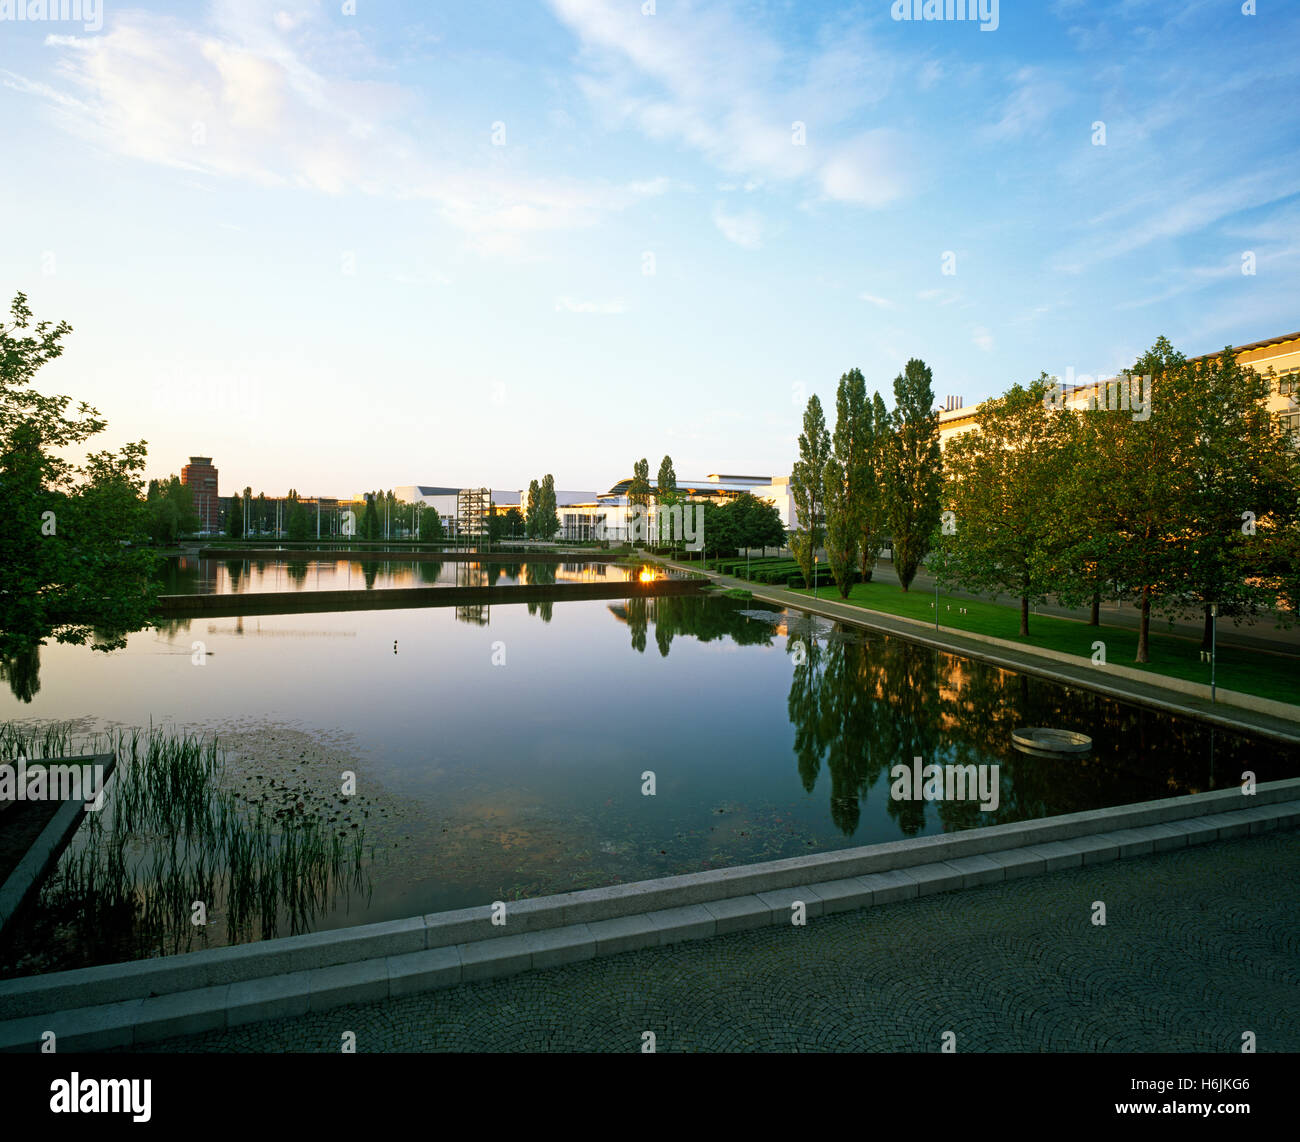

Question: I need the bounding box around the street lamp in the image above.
[1210,602,1218,703]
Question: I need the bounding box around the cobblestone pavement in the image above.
[132,830,1300,1053]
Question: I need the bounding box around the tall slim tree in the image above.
[859,392,891,581]
[226,490,244,538]
[790,394,832,588]
[525,479,541,539]
[656,455,678,547]
[628,458,652,545]
[538,473,560,540]
[885,358,942,591]
[822,456,858,598]
[833,368,868,573]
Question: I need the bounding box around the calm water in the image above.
[3,593,1297,969]
[160,556,643,594]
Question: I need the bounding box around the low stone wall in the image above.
[155,577,704,618]
[1,778,1295,1043]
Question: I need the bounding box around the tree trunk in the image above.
[1020,594,1029,637]
[1136,586,1151,663]
[1089,588,1100,626]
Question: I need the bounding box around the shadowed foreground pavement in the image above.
[132,831,1299,1053]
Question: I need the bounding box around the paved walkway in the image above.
[130,830,1300,1052]
[668,558,1300,743]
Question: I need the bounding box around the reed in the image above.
[3,720,370,960]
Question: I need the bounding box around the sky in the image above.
[1,0,1298,497]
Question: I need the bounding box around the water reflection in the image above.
[774,609,1290,836]
[160,556,644,595]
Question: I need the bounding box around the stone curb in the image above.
[0,800,1294,1050]
[0,784,1296,1042]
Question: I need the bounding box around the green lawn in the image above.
[784,580,1299,706]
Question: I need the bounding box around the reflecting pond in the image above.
[2,593,1296,973]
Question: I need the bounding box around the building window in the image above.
[1279,368,1300,396]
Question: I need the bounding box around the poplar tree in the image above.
[525,479,541,539]
[790,394,831,588]
[538,473,560,540]
[628,458,652,545]
[885,359,942,591]
[823,455,858,598]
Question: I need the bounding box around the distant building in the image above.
[181,456,219,534]
[594,473,796,539]
[935,330,1300,448]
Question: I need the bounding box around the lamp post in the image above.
[1210,602,1218,704]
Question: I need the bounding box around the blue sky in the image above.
[1,0,1297,496]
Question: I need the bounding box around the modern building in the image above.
[589,473,797,541]
[395,485,601,539]
[392,486,462,535]
[180,456,219,534]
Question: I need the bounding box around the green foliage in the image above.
[628,457,652,510]
[489,506,523,542]
[525,478,541,539]
[285,490,311,542]
[415,503,444,542]
[885,358,942,591]
[938,377,1066,635]
[147,477,198,545]
[361,492,379,542]
[656,455,677,506]
[822,456,858,598]
[791,394,831,587]
[537,474,560,540]
[226,490,244,538]
[0,292,158,699]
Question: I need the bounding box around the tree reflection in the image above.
[776,606,1298,839]
[0,644,41,703]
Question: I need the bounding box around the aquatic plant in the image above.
[2,720,371,963]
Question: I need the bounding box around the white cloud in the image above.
[9,5,633,256]
[554,297,626,314]
[972,326,994,352]
[549,0,905,208]
[918,288,961,306]
[627,175,693,196]
[712,203,763,249]
[981,68,1066,141]
[818,130,907,208]
[859,293,894,309]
